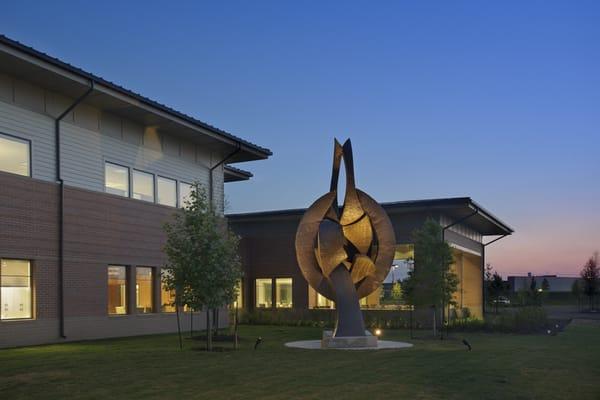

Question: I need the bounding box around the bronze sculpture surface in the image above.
[295,139,396,338]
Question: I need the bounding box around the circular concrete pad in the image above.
[285,340,413,350]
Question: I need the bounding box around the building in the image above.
[229,198,513,318]
[508,274,579,293]
[0,36,271,348]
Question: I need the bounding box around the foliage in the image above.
[580,253,600,310]
[162,182,242,350]
[488,270,509,313]
[391,281,403,301]
[403,219,457,311]
[450,307,548,333]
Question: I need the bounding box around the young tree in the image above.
[571,279,582,312]
[163,182,242,351]
[391,280,403,302]
[580,254,600,311]
[403,218,457,337]
[489,271,507,314]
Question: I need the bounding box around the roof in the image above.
[224,165,253,182]
[0,34,272,163]
[227,197,513,236]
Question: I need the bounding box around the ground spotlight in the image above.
[374,329,382,337]
[462,339,472,351]
[254,337,263,350]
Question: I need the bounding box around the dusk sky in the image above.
[2,1,598,277]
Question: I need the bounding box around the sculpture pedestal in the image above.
[321,330,378,349]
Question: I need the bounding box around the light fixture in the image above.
[374,328,382,336]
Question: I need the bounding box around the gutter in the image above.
[209,143,242,211]
[55,81,95,339]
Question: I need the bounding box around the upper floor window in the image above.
[132,170,155,202]
[1,259,32,320]
[179,182,192,208]
[157,176,177,207]
[0,133,30,177]
[105,162,129,197]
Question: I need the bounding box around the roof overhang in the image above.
[228,197,513,237]
[224,165,253,182]
[0,35,272,163]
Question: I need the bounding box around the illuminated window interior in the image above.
[235,280,243,308]
[157,176,177,207]
[255,278,272,308]
[132,170,155,202]
[136,267,153,313]
[161,269,176,312]
[275,278,293,308]
[317,293,333,308]
[179,182,192,208]
[1,259,32,320]
[105,162,129,197]
[108,265,127,315]
[0,134,29,177]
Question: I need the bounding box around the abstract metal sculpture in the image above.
[295,139,396,340]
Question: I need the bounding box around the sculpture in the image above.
[295,139,396,342]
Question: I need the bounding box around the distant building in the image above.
[507,273,579,293]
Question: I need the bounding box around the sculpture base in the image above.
[321,330,378,349]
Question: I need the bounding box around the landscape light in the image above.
[374,329,382,336]
[254,337,263,350]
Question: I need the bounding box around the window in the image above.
[0,134,30,177]
[105,162,129,197]
[179,182,192,208]
[275,278,293,308]
[132,170,154,202]
[136,267,153,313]
[317,293,333,309]
[255,279,272,308]
[157,176,177,207]
[161,269,176,312]
[108,266,127,315]
[1,259,32,320]
[235,280,243,308]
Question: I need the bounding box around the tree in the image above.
[580,253,600,311]
[391,281,403,302]
[489,271,507,314]
[571,279,583,312]
[403,218,457,337]
[163,182,242,351]
[541,278,550,292]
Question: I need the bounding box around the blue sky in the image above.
[1,1,598,276]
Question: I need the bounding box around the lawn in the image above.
[1,324,599,400]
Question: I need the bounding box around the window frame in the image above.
[107,265,128,316]
[156,175,178,208]
[131,169,156,203]
[178,181,192,208]
[104,161,131,198]
[0,132,32,178]
[0,258,34,321]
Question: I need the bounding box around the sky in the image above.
[1,1,598,277]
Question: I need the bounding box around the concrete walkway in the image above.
[285,340,413,350]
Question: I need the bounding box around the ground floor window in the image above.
[235,280,243,308]
[160,269,176,312]
[317,293,333,308]
[275,278,293,308]
[136,267,153,313]
[108,266,127,315]
[255,279,272,308]
[1,259,32,320]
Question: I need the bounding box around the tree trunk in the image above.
[176,304,183,350]
[190,309,193,338]
[432,308,437,337]
[206,308,213,351]
[234,302,239,350]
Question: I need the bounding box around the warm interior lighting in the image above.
[0,134,30,177]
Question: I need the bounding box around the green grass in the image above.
[1,324,599,400]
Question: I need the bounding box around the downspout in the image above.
[206,141,241,333]
[482,234,509,314]
[440,207,479,339]
[208,142,242,211]
[55,81,95,338]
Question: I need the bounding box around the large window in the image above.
[179,182,192,208]
[108,266,127,315]
[275,278,293,308]
[160,269,176,312]
[0,134,30,177]
[132,170,155,202]
[317,293,333,309]
[1,259,32,320]
[157,176,177,207]
[136,267,153,313]
[105,162,129,197]
[255,279,272,308]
